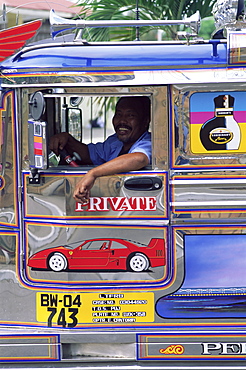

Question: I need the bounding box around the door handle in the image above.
[124,177,162,191]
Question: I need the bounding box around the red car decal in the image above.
[28,238,165,273]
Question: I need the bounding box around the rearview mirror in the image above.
[67,108,82,142]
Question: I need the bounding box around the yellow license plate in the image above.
[37,292,154,327]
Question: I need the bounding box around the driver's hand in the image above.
[49,132,70,156]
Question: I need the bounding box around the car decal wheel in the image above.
[48,253,67,272]
[128,253,149,272]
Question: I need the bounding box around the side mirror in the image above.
[66,108,82,142]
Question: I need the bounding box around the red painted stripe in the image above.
[34,149,43,155]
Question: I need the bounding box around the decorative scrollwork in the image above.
[159,344,184,355]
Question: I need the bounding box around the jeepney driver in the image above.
[49,96,151,204]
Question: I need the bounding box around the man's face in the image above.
[112,99,148,145]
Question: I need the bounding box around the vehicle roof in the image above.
[0,41,227,71]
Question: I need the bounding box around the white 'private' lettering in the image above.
[75,196,157,212]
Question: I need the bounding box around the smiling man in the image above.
[49,96,151,203]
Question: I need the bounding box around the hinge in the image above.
[29,168,40,184]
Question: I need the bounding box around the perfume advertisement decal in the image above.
[190,92,246,153]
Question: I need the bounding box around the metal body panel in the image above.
[171,173,246,220]
[24,172,166,220]
[0,42,239,87]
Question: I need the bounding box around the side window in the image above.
[111,241,127,249]
[84,240,109,250]
[49,94,152,169]
[26,86,169,173]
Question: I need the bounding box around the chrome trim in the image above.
[50,9,201,35]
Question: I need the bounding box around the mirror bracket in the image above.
[29,168,41,184]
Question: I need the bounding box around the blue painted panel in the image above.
[1,42,227,71]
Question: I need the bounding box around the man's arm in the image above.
[49,133,93,165]
[73,152,149,203]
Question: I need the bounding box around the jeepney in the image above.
[0,0,245,368]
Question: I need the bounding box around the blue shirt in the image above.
[88,131,151,165]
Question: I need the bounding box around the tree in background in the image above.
[76,0,217,41]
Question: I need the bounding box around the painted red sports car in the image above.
[28,238,165,272]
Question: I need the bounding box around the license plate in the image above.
[37,292,154,327]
